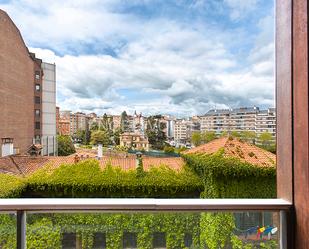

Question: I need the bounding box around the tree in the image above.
[146,116,167,150]
[57,135,76,156]
[259,132,273,146]
[220,131,228,137]
[191,132,202,146]
[120,111,130,132]
[90,130,110,146]
[113,127,122,145]
[231,131,241,138]
[74,129,91,145]
[102,113,112,131]
[201,131,217,143]
[90,122,99,131]
[163,145,175,154]
[240,131,256,144]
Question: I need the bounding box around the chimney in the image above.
[97,144,103,159]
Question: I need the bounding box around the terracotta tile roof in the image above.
[0,153,184,176]
[0,157,21,175]
[99,157,184,171]
[183,137,276,167]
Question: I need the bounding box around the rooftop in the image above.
[183,137,276,167]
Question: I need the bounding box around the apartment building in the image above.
[69,112,89,136]
[255,108,276,142]
[40,62,57,155]
[0,10,57,156]
[200,109,230,133]
[112,115,121,131]
[58,119,70,135]
[174,118,200,145]
[200,107,276,139]
[229,107,258,131]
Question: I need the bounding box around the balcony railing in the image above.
[0,198,292,249]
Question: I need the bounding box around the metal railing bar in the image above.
[16,210,26,249]
[0,198,292,212]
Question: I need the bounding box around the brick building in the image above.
[120,132,149,151]
[0,9,37,156]
[58,119,70,135]
[0,9,56,156]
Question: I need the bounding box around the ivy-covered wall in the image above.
[0,160,203,198]
[0,213,200,249]
[182,150,276,198]
[0,154,278,249]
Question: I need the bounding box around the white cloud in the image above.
[224,0,258,20]
[1,0,275,117]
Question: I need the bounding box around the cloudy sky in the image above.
[0,0,275,117]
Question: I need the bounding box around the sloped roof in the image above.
[0,154,184,176]
[183,137,276,167]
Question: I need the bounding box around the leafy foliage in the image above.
[182,150,276,198]
[90,130,110,146]
[146,115,167,150]
[57,135,76,156]
[22,160,203,198]
[0,174,26,198]
[163,145,175,154]
[74,129,91,145]
[191,131,217,146]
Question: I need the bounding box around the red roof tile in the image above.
[183,137,276,167]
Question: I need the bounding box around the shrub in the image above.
[163,145,174,154]
[182,150,276,198]
[23,160,203,198]
[0,174,26,198]
[57,135,76,156]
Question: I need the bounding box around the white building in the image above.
[40,62,57,156]
[200,107,276,140]
[255,108,276,142]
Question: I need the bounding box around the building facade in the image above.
[255,108,276,142]
[40,62,57,156]
[200,107,276,140]
[119,132,149,151]
[0,10,57,157]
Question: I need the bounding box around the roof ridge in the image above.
[9,156,25,176]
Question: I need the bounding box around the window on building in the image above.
[93,233,106,249]
[35,84,40,91]
[35,71,40,80]
[35,96,40,104]
[62,233,76,249]
[35,122,40,130]
[35,109,40,117]
[184,233,193,248]
[153,232,166,248]
[123,232,137,248]
[35,135,40,144]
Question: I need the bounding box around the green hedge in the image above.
[1,212,200,249]
[182,149,276,198]
[0,160,203,198]
[0,174,26,198]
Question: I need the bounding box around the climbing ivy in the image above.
[0,174,25,198]
[182,150,276,198]
[0,160,203,198]
[23,160,203,198]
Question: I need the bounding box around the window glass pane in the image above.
[93,232,106,249]
[62,233,76,249]
[35,96,40,104]
[123,232,137,248]
[153,232,166,248]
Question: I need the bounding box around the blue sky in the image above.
[0,0,275,117]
